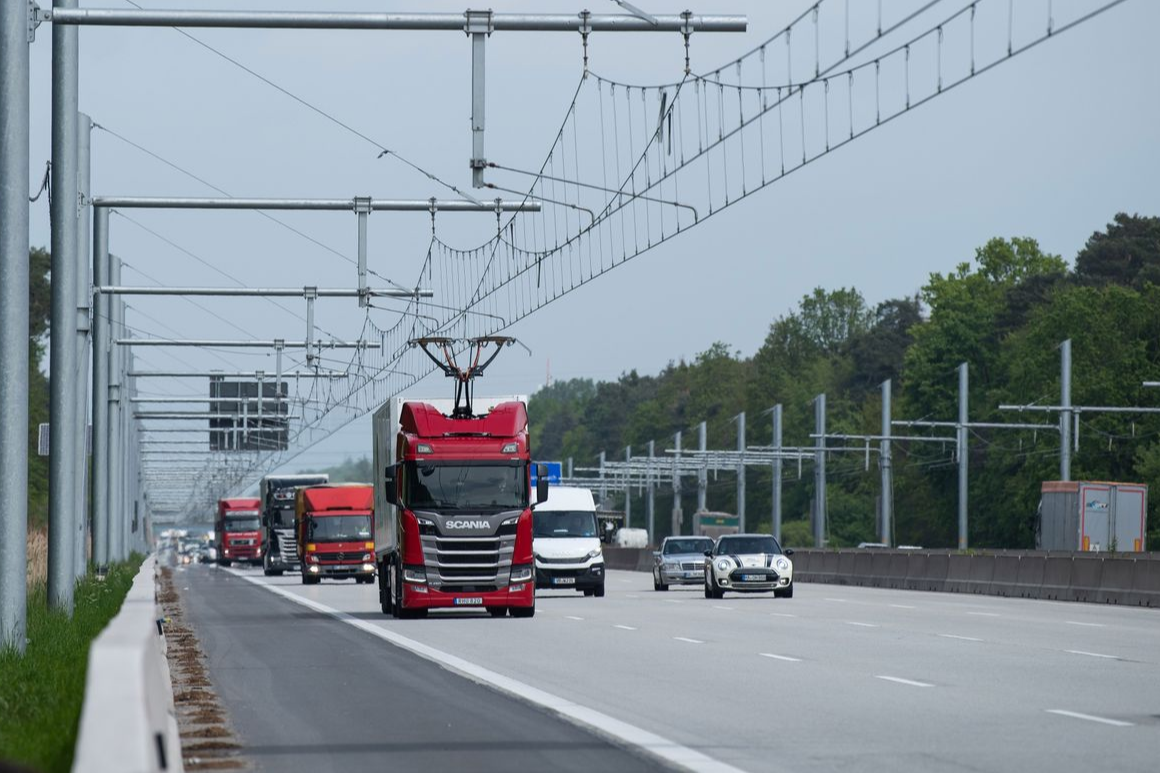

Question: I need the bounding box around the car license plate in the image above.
[552,577,576,585]
[454,597,483,606]
[686,571,702,577]
[741,574,764,582]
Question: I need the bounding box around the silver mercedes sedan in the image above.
[652,536,715,590]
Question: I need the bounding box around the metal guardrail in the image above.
[603,547,1160,607]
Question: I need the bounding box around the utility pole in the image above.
[814,394,826,548]
[736,412,746,532]
[697,421,707,512]
[48,0,80,614]
[772,404,783,542]
[91,206,109,569]
[74,111,92,579]
[880,380,893,546]
[957,363,968,550]
[646,440,655,545]
[624,445,631,529]
[1060,339,1072,482]
[0,0,31,651]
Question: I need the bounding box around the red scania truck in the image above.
[295,484,376,585]
[216,497,263,566]
[373,337,547,619]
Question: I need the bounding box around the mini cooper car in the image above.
[652,536,715,590]
[704,533,794,599]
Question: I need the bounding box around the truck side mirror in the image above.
[383,466,398,506]
[535,464,549,505]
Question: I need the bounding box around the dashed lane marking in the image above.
[1045,710,1133,727]
[565,616,584,621]
[876,676,934,688]
[967,612,1000,617]
[759,653,802,662]
[770,612,797,618]
[889,604,916,609]
[1065,621,1106,628]
[613,624,637,631]
[938,634,983,642]
[674,636,705,644]
[712,606,734,611]
[1065,649,1120,660]
[846,622,878,628]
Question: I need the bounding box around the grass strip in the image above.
[0,556,144,773]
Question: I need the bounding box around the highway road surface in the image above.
[180,565,1160,772]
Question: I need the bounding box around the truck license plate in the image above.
[454,597,483,605]
[552,577,576,585]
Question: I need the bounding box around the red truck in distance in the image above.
[374,337,548,619]
[216,497,263,567]
[295,484,376,585]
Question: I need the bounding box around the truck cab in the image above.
[259,473,329,576]
[295,484,376,585]
[533,487,605,597]
[215,497,263,567]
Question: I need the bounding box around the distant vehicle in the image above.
[295,484,375,585]
[216,497,263,567]
[857,542,890,549]
[533,487,605,597]
[652,536,715,591]
[704,533,795,599]
[259,473,329,575]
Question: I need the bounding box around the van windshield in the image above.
[534,511,597,538]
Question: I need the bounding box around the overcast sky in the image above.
[26,0,1160,483]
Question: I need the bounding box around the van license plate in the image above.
[553,577,576,585]
[454,597,483,605]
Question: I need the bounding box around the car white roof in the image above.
[535,486,596,512]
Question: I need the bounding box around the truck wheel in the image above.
[487,607,507,617]
[302,574,320,585]
[219,559,231,568]
[510,602,536,619]
[593,584,605,598]
[378,561,393,615]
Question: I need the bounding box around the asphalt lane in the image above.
[220,566,1160,773]
[178,564,669,773]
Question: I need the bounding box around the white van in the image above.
[532,487,605,597]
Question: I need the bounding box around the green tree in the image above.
[1073,213,1160,289]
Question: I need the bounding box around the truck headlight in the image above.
[307,555,318,564]
[509,565,533,583]
[361,553,373,562]
[403,566,427,584]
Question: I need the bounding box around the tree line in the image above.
[528,214,1160,549]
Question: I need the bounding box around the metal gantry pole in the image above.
[74,112,92,578]
[646,440,655,545]
[0,0,31,652]
[880,380,893,546]
[354,197,370,306]
[598,451,606,507]
[91,208,109,568]
[624,445,632,528]
[772,404,783,542]
[1060,339,1072,482]
[48,0,80,613]
[107,261,124,562]
[468,10,490,187]
[736,412,746,532]
[697,421,707,512]
[814,394,826,548]
[671,431,683,537]
[958,362,969,550]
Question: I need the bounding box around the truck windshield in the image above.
[404,462,527,511]
[224,517,260,532]
[309,515,372,542]
[269,507,295,529]
[534,511,597,538]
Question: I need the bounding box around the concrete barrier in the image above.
[1041,555,1074,601]
[1129,560,1160,607]
[1096,558,1135,605]
[73,556,183,773]
[966,554,996,595]
[1069,556,1104,603]
[990,554,1021,597]
[946,554,972,594]
[1015,554,1046,598]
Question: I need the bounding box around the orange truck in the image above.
[216,497,263,567]
[295,484,376,585]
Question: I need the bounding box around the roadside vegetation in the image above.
[529,213,1160,550]
[0,557,143,773]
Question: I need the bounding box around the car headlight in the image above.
[585,548,602,560]
[776,558,790,571]
[715,559,732,572]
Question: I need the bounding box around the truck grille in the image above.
[314,552,364,563]
[421,533,515,588]
[275,529,297,558]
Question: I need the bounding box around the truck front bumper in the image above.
[401,579,535,611]
[305,562,376,577]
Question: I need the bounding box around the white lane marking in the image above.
[967,611,1000,617]
[770,612,797,618]
[712,605,734,611]
[663,599,684,604]
[1065,621,1106,628]
[617,579,633,584]
[824,597,848,602]
[876,676,934,688]
[229,570,749,773]
[1045,710,1133,727]
[674,636,705,644]
[846,621,878,628]
[939,634,983,642]
[759,653,801,662]
[889,604,916,609]
[1065,649,1120,660]
[626,594,641,599]
[565,616,584,621]
[613,624,637,631]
